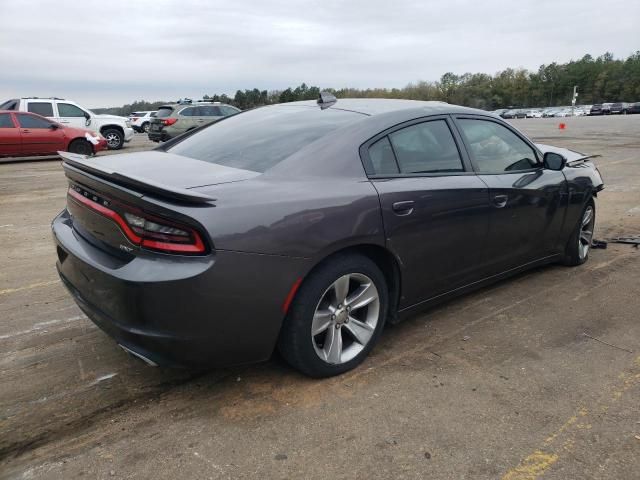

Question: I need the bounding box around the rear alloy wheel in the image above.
[102,128,124,150]
[67,139,93,156]
[278,254,388,377]
[142,122,150,133]
[563,201,595,266]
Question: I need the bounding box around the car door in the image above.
[55,102,90,128]
[453,116,567,273]
[177,106,198,132]
[16,113,65,155]
[361,116,491,308]
[0,113,22,156]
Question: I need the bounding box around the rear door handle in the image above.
[492,194,508,208]
[392,200,415,216]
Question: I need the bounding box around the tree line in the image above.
[95,51,640,115]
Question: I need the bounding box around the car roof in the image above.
[285,98,483,117]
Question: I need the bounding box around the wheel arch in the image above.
[99,124,124,135]
[292,243,402,323]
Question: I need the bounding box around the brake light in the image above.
[67,187,206,254]
[163,118,178,126]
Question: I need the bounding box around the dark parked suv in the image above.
[609,103,630,114]
[148,101,240,142]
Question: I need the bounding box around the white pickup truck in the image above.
[0,97,134,150]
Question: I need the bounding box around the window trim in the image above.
[359,115,474,179]
[450,114,543,175]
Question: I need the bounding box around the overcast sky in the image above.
[1,0,638,108]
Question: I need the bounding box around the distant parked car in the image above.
[0,97,133,149]
[542,108,559,117]
[0,110,106,157]
[628,102,640,114]
[554,109,572,117]
[503,109,525,119]
[589,104,605,115]
[609,103,630,114]
[130,111,157,133]
[148,101,241,142]
[525,109,542,118]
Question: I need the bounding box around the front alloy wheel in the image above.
[578,205,595,261]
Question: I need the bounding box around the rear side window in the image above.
[17,113,52,128]
[0,99,18,110]
[368,137,398,175]
[388,120,464,174]
[179,107,197,117]
[457,119,539,173]
[0,113,14,128]
[27,102,54,117]
[57,103,86,117]
[156,107,174,118]
[199,105,221,116]
[220,106,239,116]
[167,105,364,173]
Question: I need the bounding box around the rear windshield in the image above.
[167,105,364,173]
[156,107,174,118]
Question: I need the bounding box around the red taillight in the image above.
[67,188,206,254]
[163,118,178,126]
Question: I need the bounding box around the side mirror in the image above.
[83,112,91,127]
[543,152,566,171]
[83,112,91,120]
[49,123,60,129]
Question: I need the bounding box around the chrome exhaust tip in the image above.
[119,344,158,367]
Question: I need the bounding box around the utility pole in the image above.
[571,86,578,115]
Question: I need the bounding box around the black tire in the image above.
[278,253,388,377]
[102,128,124,150]
[67,139,93,156]
[142,122,150,133]
[562,200,596,266]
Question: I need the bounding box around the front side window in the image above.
[17,113,53,129]
[457,119,539,172]
[0,113,14,128]
[57,103,86,117]
[27,102,54,117]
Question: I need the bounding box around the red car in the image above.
[0,110,107,158]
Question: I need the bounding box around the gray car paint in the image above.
[52,99,604,367]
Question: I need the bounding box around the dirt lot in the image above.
[1,118,639,480]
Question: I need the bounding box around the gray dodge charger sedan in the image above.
[53,96,603,377]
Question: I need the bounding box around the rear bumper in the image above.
[147,129,171,142]
[52,209,308,367]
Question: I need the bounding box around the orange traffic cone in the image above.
[559,123,566,130]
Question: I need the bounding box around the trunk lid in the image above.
[60,151,259,256]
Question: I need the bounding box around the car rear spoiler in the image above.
[58,151,216,204]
